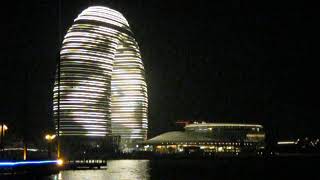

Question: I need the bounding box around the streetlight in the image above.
[45,134,56,141]
[45,134,56,159]
[0,123,8,157]
[0,124,8,135]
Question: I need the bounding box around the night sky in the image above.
[0,1,318,142]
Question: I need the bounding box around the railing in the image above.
[64,159,107,169]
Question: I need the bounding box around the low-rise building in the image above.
[139,122,265,156]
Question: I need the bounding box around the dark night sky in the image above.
[0,1,318,141]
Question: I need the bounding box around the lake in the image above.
[3,157,319,180]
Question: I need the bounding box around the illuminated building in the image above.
[53,6,148,151]
[140,122,265,155]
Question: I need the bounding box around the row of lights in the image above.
[159,142,253,146]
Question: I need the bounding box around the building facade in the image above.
[53,6,148,152]
[141,122,265,155]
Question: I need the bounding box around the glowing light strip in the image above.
[186,123,263,128]
[246,134,265,138]
[3,148,38,152]
[0,160,58,167]
[277,141,296,145]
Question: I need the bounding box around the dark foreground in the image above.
[1,156,319,180]
[149,156,319,180]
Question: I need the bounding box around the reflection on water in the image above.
[105,160,150,180]
[52,160,150,180]
[45,157,319,180]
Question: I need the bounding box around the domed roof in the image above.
[145,131,212,144]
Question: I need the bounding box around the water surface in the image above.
[42,157,320,180]
[53,160,150,180]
